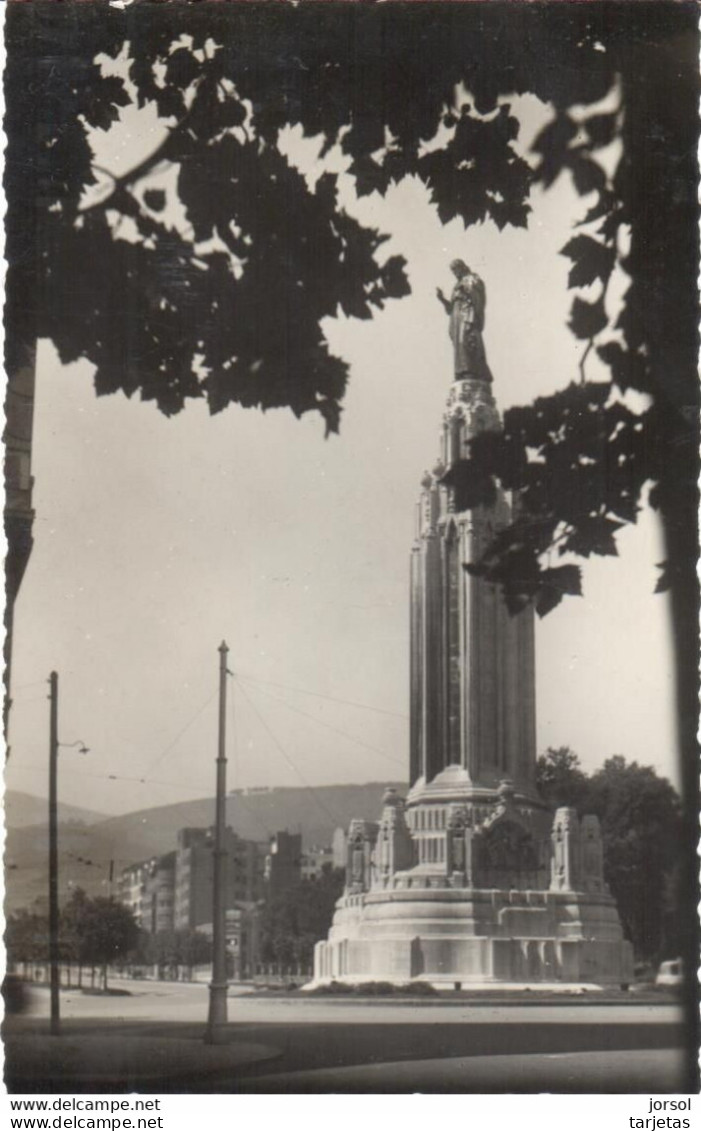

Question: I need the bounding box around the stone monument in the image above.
[312,266,633,988]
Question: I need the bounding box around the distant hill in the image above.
[4,781,405,913]
[4,790,107,829]
[94,781,406,862]
[5,819,119,912]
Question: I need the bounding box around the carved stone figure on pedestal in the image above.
[376,788,414,884]
[475,816,539,889]
[346,819,378,894]
[550,807,580,892]
[437,259,493,383]
[579,814,605,893]
[447,805,471,883]
[350,837,365,891]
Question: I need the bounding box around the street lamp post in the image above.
[206,641,229,1044]
[47,668,89,1039]
[48,671,59,1035]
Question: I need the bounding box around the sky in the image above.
[5,88,678,818]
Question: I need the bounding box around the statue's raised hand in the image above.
[436,286,451,314]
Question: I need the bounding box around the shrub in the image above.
[311,979,355,995]
[403,980,439,996]
[354,981,396,996]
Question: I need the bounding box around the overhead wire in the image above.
[236,669,408,720]
[234,678,343,826]
[226,679,272,837]
[12,667,403,818]
[230,667,239,792]
[237,675,405,769]
[15,761,212,798]
[141,685,219,779]
[16,756,273,841]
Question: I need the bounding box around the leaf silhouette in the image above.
[568,296,608,340]
[561,234,615,288]
[143,189,166,213]
[535,565,582,617]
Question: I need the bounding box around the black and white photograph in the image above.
[3,0,698,1106]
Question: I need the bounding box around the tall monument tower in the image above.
[409,379,536,799]
[312,263,632,988]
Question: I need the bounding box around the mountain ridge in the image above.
[4,790,108,829]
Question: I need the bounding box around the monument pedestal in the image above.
[312,786,632,989]
[313,884,632,988]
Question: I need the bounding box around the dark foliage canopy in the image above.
[135,926,213,971]
[61,888,141,974]
[534,745,589,810]
[5,906,50,964]
[6,887,141,988]
[260,866,345,967]
[6,2,697,615]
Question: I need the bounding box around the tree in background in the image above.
[587,756,683,963]
[259,891,299,969]
[60,886,92,987]
[67,893,140,991]
[177,928,213,977]
[293,867,347,968]
[536,749,682,962]
[260,867,345,971]
[535,746,589,810]
[9,890,140,990]
[140,928,213,979]
[5,907,49,974]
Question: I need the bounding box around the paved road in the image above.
[11,979,694,1094]
[25,978,682,1027]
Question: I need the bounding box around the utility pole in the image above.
[48,671,60,1036]
[206,641,229,1044]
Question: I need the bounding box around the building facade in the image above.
[174,826,265,931]
[198,906,262,981]
[264,831,302,893]
[117,860,150,926]
[119,826,267,937]
[141,852,176,935]
[332,827,347,871]
[301,845,334,882]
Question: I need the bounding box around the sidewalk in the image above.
[4,1020,281,1092]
